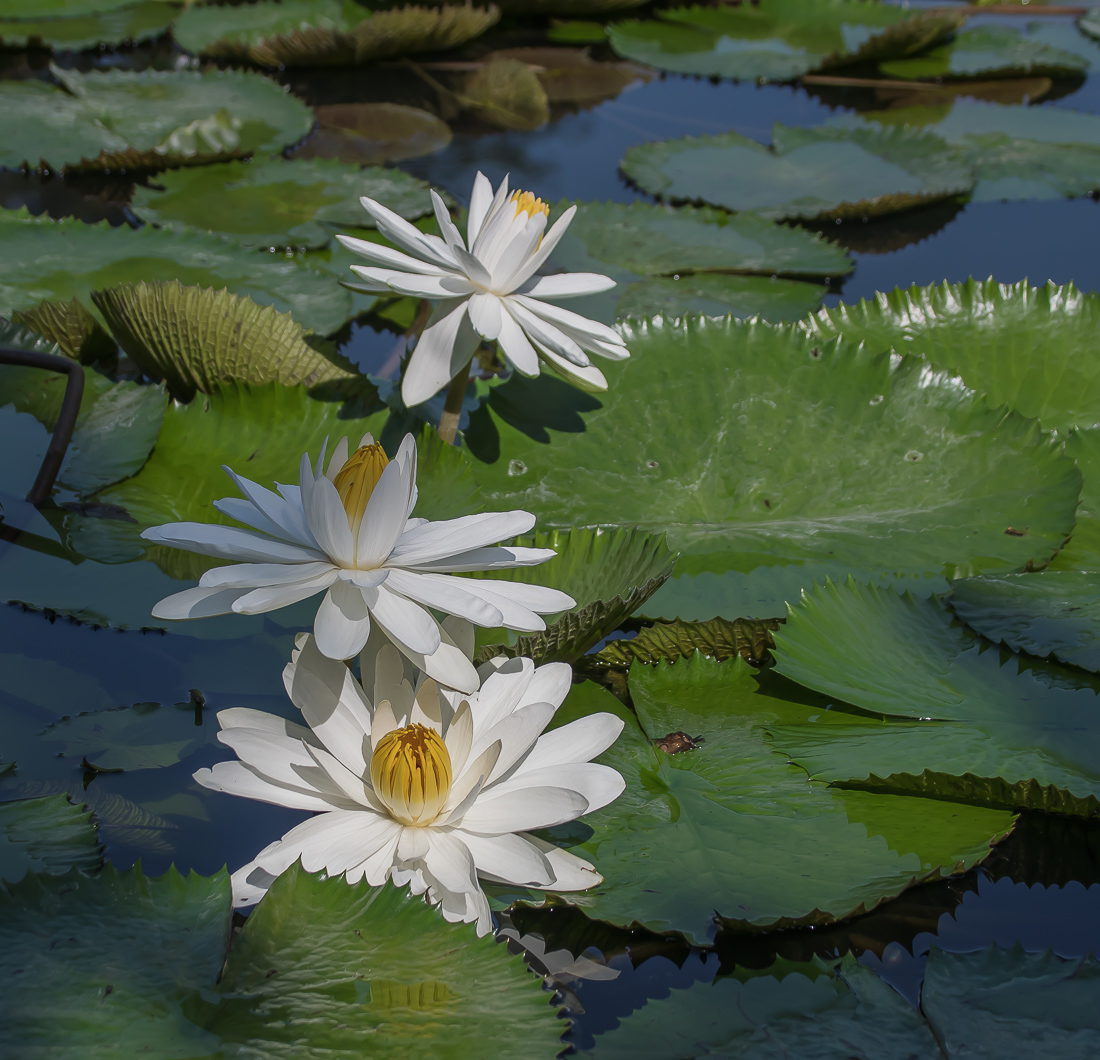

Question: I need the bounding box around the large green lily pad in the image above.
[546,199,850,324]
[802,278,1100,435]
[1052,427,1100,571]
[471,526,677,663]
[949,571,1100,674]
[526,658,1013,943]
[0,1,178,51]
[0,66,313,172]
[621,122,973,222]
[0,210,353,337]
[131,157,434,250]
[466,316,1079,619]
[608,0,963,82]
[880,25,1090,82]
[0,794,102,886]
[770,578,1100,817]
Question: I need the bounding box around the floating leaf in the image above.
[462,57,550,131]
[0,210,353,337]
[0,1,178,52]
[613,273,828,324]
[11,298,115,363]
[770,578,1100,817]
[482,47,651,106]
[949,572,1100,674]
[131,157,435,250]
[608,1,963,82]
[587,616,782,670]
[530,659,1014,943]
[498,0,645,14]
[880,25,1089,82]
[352,4,500,64]
[465,317,1079,619]
[471,526,677,664]
[0,794,101,886]
[621,122,973,222]
[92,281,361,402]
[295,102,452,164]
[1052,427,1100,571]
[0,66,313,172]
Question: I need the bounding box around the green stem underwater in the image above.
[437,358,472,445]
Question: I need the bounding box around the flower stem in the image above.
[438,359,472,445]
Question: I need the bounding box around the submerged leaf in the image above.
[481,47,651,106]
[0,794,102,886]
[296,102,452,164]
[462,57,550,131]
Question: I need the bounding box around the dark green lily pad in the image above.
[526,659,1013,943]
[949,572,1100,673]
[0,0,177,51]
[0,210,354,337]
[880,25,1090,82]
[295,102,453,165]
[1052,427,1100,571]
[471,526,677,664]
[621,122,973,221]
[0,794,102,886]
[586,616,782,671]
[770,578,1100,817]
[466,317,1079,619]
[131,157,434,250]
[608,1,963,82]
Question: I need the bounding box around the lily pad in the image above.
[0,794,102,886]
[608,1,963,82]
[92,281,362,402]
[0,1,177,51]
[1051,427,1100,571]
[0,65,313,173]
[295,102,453,165]
[880,25,1090,82]
[466,317,1079,619]
[802,278,1100,435]
[131,157,435,250]
[586,616,782,671]
[770,578,1100,817]
[11,297,115,362]
[461,57,550,131]
[531,659,1014,943]
[484,47,652,106]
[0,210,353,337]
[471,526,677,664]
[949,572,1100,674]
[621,122,973,222]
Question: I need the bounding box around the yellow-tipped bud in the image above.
[332,442,389,533]
[370,724,452,827]
[511,190,549,221]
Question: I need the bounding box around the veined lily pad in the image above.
[295,102,453,165]
[0,66,313,173]
[880,25,1089,82]
[529,659,1014,943]
[1052,427,1100,571]
[949,572,1100,674]
[621,122,973,222]
[0,794,102,885]
[92,281,362,402]
[586,616,782,671]
[175,0,501,68]
[471,526,677,664]
[11,297,115,362]
[0,1,177,51]
[0,210,353,337]
[130,157,435,250]
[608,1,963,82]
[466,317,1079,619]
[770,578,1100,817]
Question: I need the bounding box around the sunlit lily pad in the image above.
[526,658,1014,943]
[0,794,102,886]
[880,25,1089,82]
[0,66,313,173]
[295,102,453,165]
[0,210,353,337]
[608,0,963,82]
[1052,427,1100,571]
[0,0,177,51]
[621,123,973,221]
[466,316,1079,619]
[472,526,677,663]
[770,578,1100,817]
[131,157,435,250]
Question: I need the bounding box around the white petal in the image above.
[356,826,402,886]
[496,305,540,376]
[508,298,589,367]
[398,545,556,574]
[372,610,480,695]
[325,436,350,481]
[460,785,589,835]
[431,188,466,252]
[519,712,623,773]
[401,298,479,408]
[525,834,602,891]
[230,569,337,614]
[383,569,503,627]
[470,578,575,615]
[371,697,402,749]
[514,293,625,346]
[199,560,334,589]
[142,522,323,563]
[454,830,555,887]
[492,213,546,290]
[151,585,242,621]
[356,448,414,569]
[221,467,319,547]
[217,707,313,742]
[364,582,441,656]
[467,291,504,340]
[443,699,474,776]
[303,474,354,567]
[518,273,617,299]
[505,204,576,290]
[536,342,609,392]
[487,762,625,814]
[389,510,536,567]
[475,702,558,786]
[466,171,495,245]
[423,830,480,894]
[442,615,475,663]
[469,657,536,734]
[314,581,372,660]
[523,662,574,714]
[350,265,476,300]
[440,740,500,819]
[338,568,390,589]
[335,232,451,275]
[358,195,458,269]
[193,760,343,812]
[470,174,511,259]
[313,812,399,875]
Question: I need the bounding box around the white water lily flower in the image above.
[143,433,574,694]
[337,172,630,406]
[195,626,625,935]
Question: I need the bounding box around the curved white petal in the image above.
[302,474,354,568]
[525,834,602,891]
[535,342,610,392]
[518,273,617,299]
[356,449,414,569]
[336,232,451,275]
[199,560,334,590]
[467,291,504,340]
[358,194,458,270]
[397,545,557,574]
[142,523,323,564]
[508,297,590,366]
[487,762,625,814]
[364,582,440,657]
[459,785,588,835]
[455,830,555,888]
[401,298,479,407]
[431,188,467,253]
[314,580,372,660]
[475,702,557,786]
[505,204,576,290]
[221,467,319,547]
[388,510,536,567]
[497,304,540,376]
[350,265,476,300]
[372,610,480,697]
[423,830,480,895]
[151,585,242,621]
[519,711,624,773]
[383,569,504,628]
[466,171,495,245]
[491,212,546,290]
[230,570,336,614]
[194,760,344,812]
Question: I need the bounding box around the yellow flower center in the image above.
[370,724,452,827]
[332,442,389,534]
[511,190,549,221]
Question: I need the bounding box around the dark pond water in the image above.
[2,7,1100,1052]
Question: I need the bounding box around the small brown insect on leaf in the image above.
[654,731,705,754]
[1004,526,1028,537]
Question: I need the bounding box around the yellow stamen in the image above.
[370,723,452,827]
[332,442,389,533]
[511,190,549,221]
